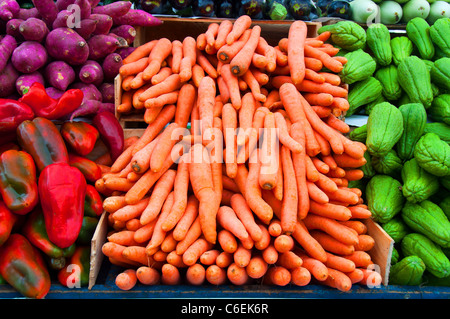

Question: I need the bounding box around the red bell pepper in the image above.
[69,153,102,183]
[92,111,124,162]
[84,184,103,218]
[17,117,69,172]
[60,121,99,156]
[18,82,83,120]
[0,150,39,215]
[0,200,18,247]
[0,234,51,299]
[38,162,87,248]
[0,99,34,133]
[58,246,91,288]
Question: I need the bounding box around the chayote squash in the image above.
[429,94,450,125]
[396,103,427,161]
[361,151,376,179]
[318,20,367,51]
[366,23,392,66]
[372,149,403,177]
[441,177,450,191]
[349,124,367,143]
[439,196,450,220]
[401,233,450,278]
[414,133,450,177]
[374,65,403,101]
[347,77,383,116]
[391,246,399,265]
[366,102,404,157]
[364,94,386,115]
[429,17,450,58]
[389,255,426,286]
[398,56,434,109]
[401,158,439,203]
[424,122,450,144]
[402,200,450,248]
[406,17,435,60]
[382,217,411,243]
[431,58,450,92]
[340,49,377,84]
[366,175,405,223]
[391,36,414,66]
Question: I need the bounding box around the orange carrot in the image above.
[252,52,268,69]
[200,249,221,266]
[257,37,277,72]
[310,230,355,256]
[182,237,213,266]
[218,229,238,254]
[196,33,207,50]
[230,194,263,242]
[139,73,181,102]
[259,112,278,191]
[354,234,375,251]
[268,219,282,237]
[227,262,249,285]
[290,267,311,286]
[304,57,323,71]
[274,112,302,153]
[215,19,233,50]
[233,243,252,267]
[112,197,150,223]
[144,91,179,109]
[217,206,250,242]
[322,268,352,292]
[161,231,177,253]
[220,63,241,109]
[230,25,261,77]
[143,38,172,81]
[139,169,176,225]
[294,249,328,281]
[279,146,298,234]
[304,93,334,107]
[288,20,307,84]
[174,83,196,128]
[345,251,373,268]
[205,22,219,47]
[222,103,238,178]
[245,151,273,224]
[218,28,253,63]
[197,49,218,78]
[274,234,295,253]
[115,269,137,291]
[151,67,173,86]
[306,181,329,205]
[123,40,157,64]
[246,255,268,279]
[185,263,206,286]
[262,244,279,264]
[161,263,181,285]
[265,266,291,286]
[117,90,133,113]
[104,177,134,192]
[226,15,252,45]
[107,230,139,246]
[206,265,227,285]
[278,251,303,269]
[360,268,382,287]
[150,123,181,173]
[161,156,189,232]
[132,104,176,155]
[102,242,140,266]
[197,76,216,141]
[191,64,205,88]
[304,44,343,73]
[215,251,233,268]
[175,215,202,255]
[122,246,150,265]
[291,221,327,262]
[136,266,160,285]
[146,191,174,255]
[347,268,364,284]
[324,252,356,273]
[241,68,266,103]
[119,57,149,77]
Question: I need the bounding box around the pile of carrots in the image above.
[97,15,383,292]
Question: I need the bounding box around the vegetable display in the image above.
[101,15,388,291]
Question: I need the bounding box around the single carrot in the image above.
[179,56,193,82]
[149,123,181,173]
[122,246,150,265]
[220,63,241,109]
[306,181,329,204]
[322,268,352,292]
[123,40,157,64]
[217,76,231,104]
[273,112,302,153]
[175,216,202,255]
[265,266,291,286]
[133,219,157,244]
[288,20,307,84]
[304,93,334,107]
[161,231,178,253]
[290,267,311,286]
[112,197,150,222]
[278,251,303,270]
[230,194,263,242]
[144,91,179,109]
[309,201,352,222]
[191,64,205,88]
[294,249,328,281]
[245,151,273,224]
[262,244,279,264]
[280,146,298,234]
[196,33,207,50]
[324,252,356,273]
[326,114,350,134]
[216,251,233,268]
[121,75,134,91]
[103,196,127,214]
[230,25,261,77]
[151,67,173,86]
[143,38,173,81]
[252,52,268,69]
[354,234,375,252]
[108,230,139,247]
[139,74,181,102]
[206,265,227,285]
[250,67,270,86]
[197,49,218,78]
[186,263,206,286]
[340,220,367,235]
[348,205,372,219]
[161,263,181,285]
[218,229,238,254]
[347,268,364,284]
[324,188,359,206]
[345,251,373,268]
[104,177,134,192]
[344,169,364,181]
[291,221,327,262]
[259,112,279,191]
[215,19,233,50]
[226,15,252,45]
[117,90,133,113]
[246,255,268,279]
[304,44,343,73]
[233,243,252,268]
[237,92,256,147]
[273,157,283,202]
[130,135,160,174]
[241,68,266,103]
[274,234,295,253]
[200,249,221,266]
[136,266,160,285]
[102,242,140,266]
[115,269,137,291]
[120,57,149,77]
[227,262,249,286]
[197,76,216,142]
[222,103,238,178]
[217,206,250,242]
[257,37,277,72]
[182,238,213,266]
[268,219,282,237]
[310,230,355,256]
